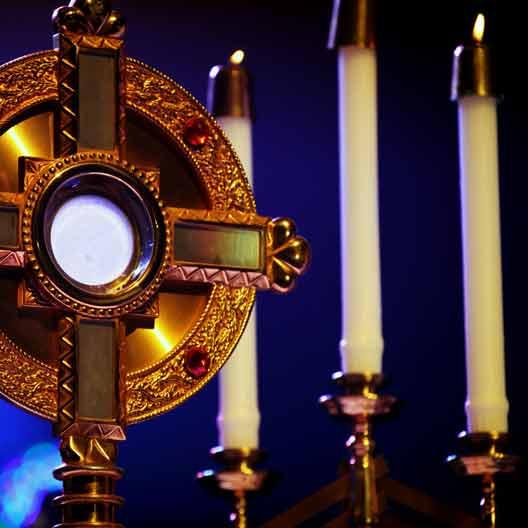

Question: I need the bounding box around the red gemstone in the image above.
[185,347,210,378]
[184,117,209,148]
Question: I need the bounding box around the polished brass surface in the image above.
[197,447,276,528]
[53,435,124,528]
[0,112,53,192]
[320,372,396,527]
[328,0,376,50]
[448,431,519,528]
[0,52,256,424]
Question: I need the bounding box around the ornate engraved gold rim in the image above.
[23,155,171,318]
[0,50,256,424]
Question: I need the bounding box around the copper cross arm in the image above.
[0,188,309,294]
[166,208,309,293]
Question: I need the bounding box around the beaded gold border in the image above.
[22,153,171,319]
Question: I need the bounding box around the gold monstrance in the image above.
[0,1,309,526]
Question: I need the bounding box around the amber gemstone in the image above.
[185,347,210,378]
[183,117,209,148]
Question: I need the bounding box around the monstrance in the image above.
[0,1,309,526]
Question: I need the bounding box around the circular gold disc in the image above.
[0,51,255,424]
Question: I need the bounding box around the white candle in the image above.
[337,44,384,374]
[453,15,509,432]
[209,53,260,448]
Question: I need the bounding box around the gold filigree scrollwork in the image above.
[127,286,255,422]
[0,52,56,131]
[0,330,56,418]
[125,59,255,213]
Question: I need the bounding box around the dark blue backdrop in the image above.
[0,1,526,526]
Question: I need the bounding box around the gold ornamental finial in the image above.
[52,0,125,38]
[267,218,310,293]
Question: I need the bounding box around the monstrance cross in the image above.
[0,2,309,526]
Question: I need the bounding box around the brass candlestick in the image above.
[197,447,277,528]
[447,431,519,528]
[320,372,396,527]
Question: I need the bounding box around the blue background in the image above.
[0,1,526,526]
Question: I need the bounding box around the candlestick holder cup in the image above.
[197,447,277,528]
[319,372,396,527]
[447,431,519,528]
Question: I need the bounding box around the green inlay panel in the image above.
[173,223,263,271]
[0,207,18,247]
[77,319,116,421]
[78,51,117,151]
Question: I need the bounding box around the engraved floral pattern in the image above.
[126,60,255,213]
[0,330,56,419]
[0,52,57,130]
[127,286,255,422]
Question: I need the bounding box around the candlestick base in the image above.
[197,447,278,528]
[319,371,396,527]
[447,431,519,528]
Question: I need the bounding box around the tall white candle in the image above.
[209,52,260,448]
[337,44,383,374]
[453,15,509,432]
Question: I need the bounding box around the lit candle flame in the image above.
[473,13,485,43]
[229,49,245,66]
